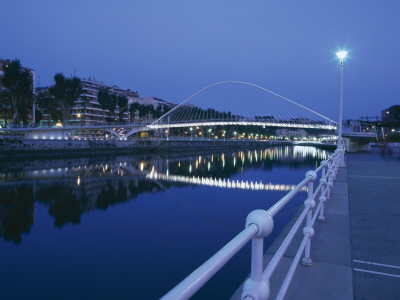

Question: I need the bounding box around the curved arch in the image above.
[103,128,122,139]
[151,81,337,125]
[125,126,150,139]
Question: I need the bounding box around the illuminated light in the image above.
[140,162,144,171]
[77,113,81,118]
[55,122,63,127]
[336,50,348,60]
[77,176,80,186]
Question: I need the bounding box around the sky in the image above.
[1,0,399,120]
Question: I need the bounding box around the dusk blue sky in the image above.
[1,0,399,120]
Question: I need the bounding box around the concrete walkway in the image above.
[231,148,400,299]
[347,149,400,299]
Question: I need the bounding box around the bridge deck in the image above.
[231,147,400,299]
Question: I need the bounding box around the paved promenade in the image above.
[347,149,400,299]
[232,148,400,299]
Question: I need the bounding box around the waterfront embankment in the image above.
[0,139,332,160]
[231,148,400,299]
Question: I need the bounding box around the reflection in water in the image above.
[147,172,307,192]
[0,186,34,244]
[0,146,328,244]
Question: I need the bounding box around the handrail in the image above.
[161,224,259,300]
[161,149,341,300]
[267,177,310,217]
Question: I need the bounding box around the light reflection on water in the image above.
[0,145,330,299]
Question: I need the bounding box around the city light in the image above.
[336,50,348,61]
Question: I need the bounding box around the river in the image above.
[0,145,330,299]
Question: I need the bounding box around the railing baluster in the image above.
[242,210,274,300]
[162,152,341,300]
[301,171,316,266]
[318,161,328,222]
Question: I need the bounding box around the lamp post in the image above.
[190,127,193,140]
[208,128,212,141]
[336,50,347,164]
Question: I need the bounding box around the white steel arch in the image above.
[151,81,337,126]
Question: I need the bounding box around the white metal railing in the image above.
[161,149,341,300]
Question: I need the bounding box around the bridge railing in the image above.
[161,149,340,300]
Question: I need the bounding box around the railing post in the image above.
[318,161,328,222]
[242,210,274,300]
[301,171,316,266]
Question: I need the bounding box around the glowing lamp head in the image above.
[336,50,348,61]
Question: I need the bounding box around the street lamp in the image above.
[208,128,212,141]
[190,127,193,140]
[336,50,347,163]
[336,51,347,144]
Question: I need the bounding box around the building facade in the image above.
[71,79,141,125]
[381,105,400,123]
[37,79,142,126]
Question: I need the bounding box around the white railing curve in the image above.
[161,149,341,300]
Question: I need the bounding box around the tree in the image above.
[129,102,141,122]
[138,104,150,121]
[37,91,62,125]
[97,88,116,123]
[117,95,128,122]
[0,59,34,124]
[48,73,82,126]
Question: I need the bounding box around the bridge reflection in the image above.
[147,172,307,192]
[0,146,329,244]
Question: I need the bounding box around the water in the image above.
[0,146,330,299]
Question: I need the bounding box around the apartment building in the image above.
[37,79,142,125]
[72,79,141,125]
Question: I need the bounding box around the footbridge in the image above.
[1,81,337,140]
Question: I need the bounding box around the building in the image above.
[276,128,308,139]
[36,79,141,126]
[381,105,400,123]
[72,79,140,125]
[0,58,35,126]
[139,96,176,111]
